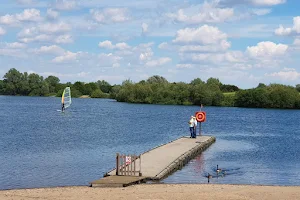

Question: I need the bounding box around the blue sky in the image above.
[0,0,300,89]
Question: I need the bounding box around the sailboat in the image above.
[61,87,71,112]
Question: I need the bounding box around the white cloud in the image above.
[171,25,231,52]
[90,8,130,23]
[182,51,245,64]
[4,42,26,48]
[275,16,300,36]
[19,34,73,44]
[47,9,59,19]
[158,42,168,49]
[39,22,72,34]
[141,22,148,34]
[251,0,286,6]
[98,53,123,66]
[294,38,300,46]
[115,42,130,50]
[139,51,153,61]
[220,0,286,6]
[166,1,234,24]
[176,64,194,69]
[246,41,288,58]
[266,68,300,81]
[52,51,82,63]
[16,9,41,21]
[0,27,6,36]
[293,16,300,33]
[18,27,38,37]
[145,57,172,67]
[99,40,114,49]
[97,41,171,69]
[16,0,34,4]
[54,34,73,44]
[173,25,227,44]
[0,49,23,57]
[275,25,292,36]
[19,34,52,43]
[17,22,73,44]
[0,14,18,25]
[98,40,130,50]
[0,9,41,26]
[0,42,28,57]
[31,45,65,55]
[53,0,77,11]
[178,41,230,53]
[252,9,271,16]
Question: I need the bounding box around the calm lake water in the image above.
[1,96,300,190]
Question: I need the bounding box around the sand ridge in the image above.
[1,184,300,200]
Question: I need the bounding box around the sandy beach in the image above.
[1,184,300,200]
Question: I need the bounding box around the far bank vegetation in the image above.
[1,68,300,109]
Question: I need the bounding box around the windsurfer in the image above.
[62,103,65,112]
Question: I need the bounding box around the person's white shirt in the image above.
[189,117,194,127]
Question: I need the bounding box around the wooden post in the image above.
[116,153,119,175]
[133,155,136,176]
[130,155,133,176]
[122,155,125,175]
[139,155,142,176]
[126,154,129,175]
[199,122,202,136]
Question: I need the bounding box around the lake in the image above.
[1,96,300,190]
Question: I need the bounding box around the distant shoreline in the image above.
[1,184,300,200]
[79,95,90,98]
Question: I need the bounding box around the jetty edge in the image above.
[90,135,216,187]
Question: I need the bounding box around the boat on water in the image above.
[61,87,71,112]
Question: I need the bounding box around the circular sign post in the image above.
[195,111,206,135]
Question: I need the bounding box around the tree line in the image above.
[1,68,300,109]
[0,68,112,98]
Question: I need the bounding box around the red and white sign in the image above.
[125,156,131,165]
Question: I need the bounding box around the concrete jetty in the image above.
[90,135,215,187]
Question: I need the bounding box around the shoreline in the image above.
[1,184,300,200]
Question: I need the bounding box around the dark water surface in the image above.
[0,96,300,189]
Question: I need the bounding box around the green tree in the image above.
[296,84,300,92]
[146,75,168,84]
[91,89,105,98]
[0,80,4,94]
[18,72,30,96]
[84,82,98,96]
[3,68,23,95]
[190,78,204,85]
[206,77,221,87]
[267,84,299,108]
[73,81,85,94]
[109,85,121,99]
[97,80,112,93]
[45,75,60,93]
[257,83,267,88]
[28,73,49,96]
[220,84,239,92]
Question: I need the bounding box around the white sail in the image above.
[62,87,72,109]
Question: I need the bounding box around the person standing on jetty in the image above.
[193,116,197,136]
[189,116,196,138]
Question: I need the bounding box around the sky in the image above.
[0,0,300,89]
